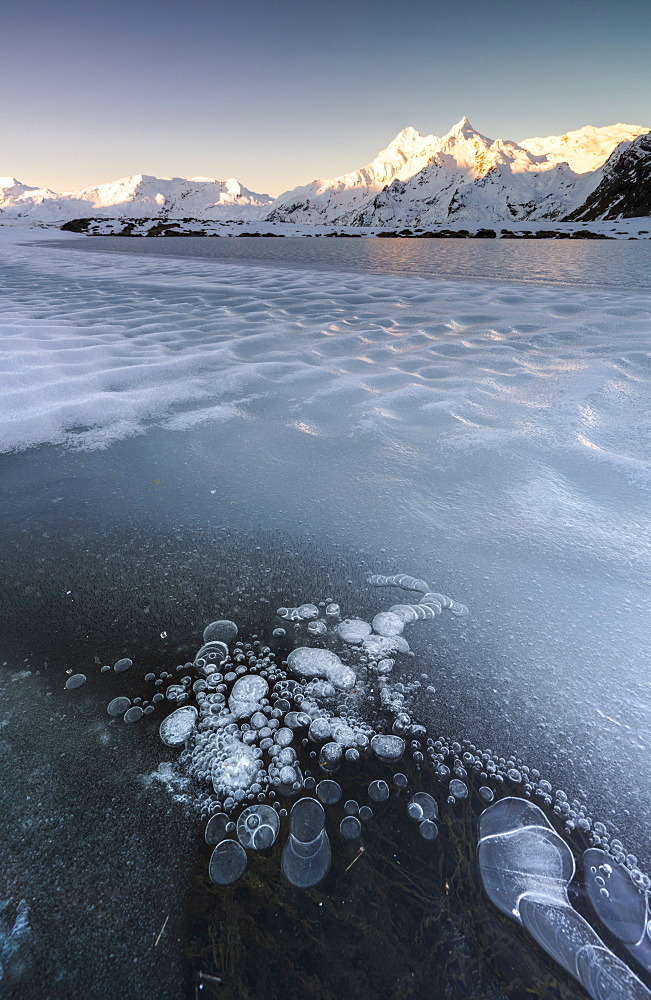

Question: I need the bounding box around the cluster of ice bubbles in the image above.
[82,573,651,999]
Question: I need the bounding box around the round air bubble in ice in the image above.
[212,740,262,798]
[308,621,327,636]
[419,820,438,841]
[368,780,390,803]
[287,648,355,691]
[228,675,269,719]
[479,786,495,803]
[124,706,143,723]
[336,619,372,644]
[114,658,132,673]
[65,674,86,690]
[407,792,438,822]
[288,797,325,842]
[107,696,131,717]
[308,718,332,743]
[371,734,405,761]
[236,804,280,851]
[372,612,405,637]
[319,742,343,773]
[316,780,342,805]
[340,816,362,840]
[205,813,230,845]
[449,779,468,801]
[203,620,238,644]
[209,839,248,886]
[159,706,198,747]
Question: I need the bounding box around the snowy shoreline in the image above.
[2,216,650,239]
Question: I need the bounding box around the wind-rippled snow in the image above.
[1,232,651,460]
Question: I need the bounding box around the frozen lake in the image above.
[1,230,650,998]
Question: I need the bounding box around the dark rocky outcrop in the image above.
[566,132,651,221]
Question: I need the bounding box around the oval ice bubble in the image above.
[114,658,133,673]
[282,830,331,888]
[228,675,269,719]
[407,792,438,821]
[209,839,248,886]
[316,779,342,805]
[65,673,86,690]
[236,804,280,851]
[371,734,405,761]
[286,647,355,691]
[205,812,230,846]
[159,705,198,747]
[202,620,238,644]
[339,816,362,840]
[107,696,131,717]
[336,619,372,644]
[368,779,390,803]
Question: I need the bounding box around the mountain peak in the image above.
[448,116,475,136]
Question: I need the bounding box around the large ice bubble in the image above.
[286,647,356,691]
[584,847,651,973]
[281,797,331,889]
[478,798,574,919]
[236,805,280,851]
[159,706,198,747]
[209,839,248,886]
[228,674,269,720]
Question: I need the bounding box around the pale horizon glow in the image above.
[1,0,649,197]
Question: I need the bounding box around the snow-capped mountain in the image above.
[2,118,649,228]
[0,174,273,223]
[266,118,649,226]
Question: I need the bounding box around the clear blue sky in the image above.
[1,0,649,195]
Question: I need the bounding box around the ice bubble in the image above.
[393,773,408,788]
[449,779,468,801]
[114,658,133,673]
[284,711,311,730]
[371,734,405,761]
[124,706,143,723]
[340,816,362,840]
[65,673,86,690]
[308,621,327,636]
[236,804,280,851]
[308,718,332,743]
[363,634,410,657]
[316,779,342,805]
[287,648,356,691]
[228,675,269,719]
[336,619,372,644]
[274,727,294,747]
[203,620,238,644]
[344,800,359,816]
[194,641,228,672]
[107,696,131,717]
[282,829,331,888]
[288,797,325,841]
[359,806,373,823]
[479,786,495,803]
[575,942,651,1000]
[209,839,248,886]
[478,797,574,920]
[282,797,331,888]
[519,896,651,998]
[407,792,438,822]
[372,612,405,637]
[331,722,356,747]
[277,604,319,621]
[319,742,343,773]
[325,604,340,617]
[419,820,439,841]
[368,780,390,803]
[584,848,650,970]
[205,813,230,845]
[159,706,198,747]
[212,739,262,798]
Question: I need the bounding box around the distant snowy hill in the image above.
[0,174,273,223]
[266,118,649,226]
[1,118,649,227]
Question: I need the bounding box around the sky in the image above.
[1,0,649,196]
